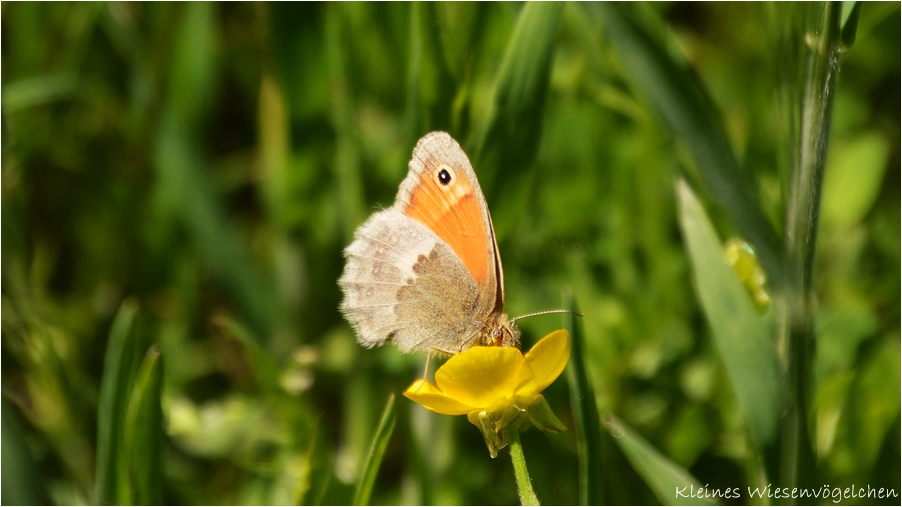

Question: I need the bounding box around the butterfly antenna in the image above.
[510,309,583,325]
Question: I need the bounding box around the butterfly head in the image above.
[476,313,520,349]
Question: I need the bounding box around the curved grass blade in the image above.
[677,180,787,447]
[589,3,782,285]
[604,414,717,506]
[352,393,397,506]
[563,293,601,505]
[473,2,564,186]
[124,345,164,505]
[95,300,140,505]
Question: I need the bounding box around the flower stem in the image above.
[506,425,540,506]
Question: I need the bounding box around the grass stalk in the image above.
[352,394,397,506]
[94,301,140,505]
[563,294,602,505]
[781,1,843,495]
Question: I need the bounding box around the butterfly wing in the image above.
[339,209,482,353]
[396,132,502,317]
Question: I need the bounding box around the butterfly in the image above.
[339,132,518,355]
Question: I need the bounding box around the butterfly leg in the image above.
[414,349,442,393]
[418,350,434,389]
[457,329,484,352]
[412,346,461,392]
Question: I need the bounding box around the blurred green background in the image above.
[2,2,899,505]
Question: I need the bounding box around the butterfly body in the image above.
[339,132,518,354]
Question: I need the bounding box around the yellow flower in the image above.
[404,330,570,457]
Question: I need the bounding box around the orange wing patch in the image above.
[403,162,491,288]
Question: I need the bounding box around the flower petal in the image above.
[404,379,442,395]
[516,330,571,394]
[403,380,475,415]
[435,346,523,408]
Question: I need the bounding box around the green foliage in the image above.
[2,2,899,505]
[677,181,786,448]
[604,415,716,506]
[564,295,602,505]
[124,345,164,505]
[353,394,396,506]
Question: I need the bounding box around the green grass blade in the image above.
[325,4,366,242]
[473,2,563,182]
[167,2,216,125]
[590,3,782,285]
[563,294,602,506]
[95,300,140,505]
[840,2,862,47]
[124,345,164,505]
[352,393,397,506]
[153,115,278,341]
[153,2,280,341]
[402,2,460,138]
[605,414,718,506]
[2,399,46,505]
[677,180,787,447]
[403,2,423,141]
[2,73,79,112]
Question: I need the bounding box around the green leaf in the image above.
[677,180,787,447]
[605,414,718,506]
[124,345,164,505]
[590,3,782,284]
[563,294,602,506]
[95,300,140,505]
[352,393,396,506]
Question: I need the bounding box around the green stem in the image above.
[506,425,539,506]
[782,1,842,497]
